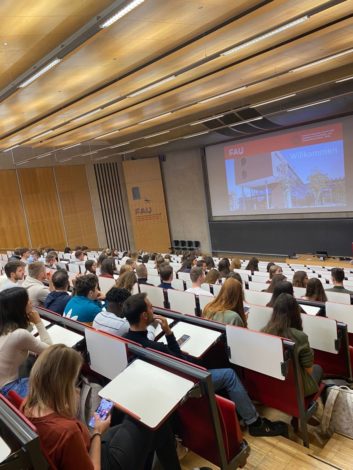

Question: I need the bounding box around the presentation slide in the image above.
[206,118,353,217]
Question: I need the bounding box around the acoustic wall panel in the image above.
[94,162,130,250]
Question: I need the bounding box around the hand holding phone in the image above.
[89,398,113,429]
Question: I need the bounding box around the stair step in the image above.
[314,433,353,470]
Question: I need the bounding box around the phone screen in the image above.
[177,334,191,347]
[89,398,113,428]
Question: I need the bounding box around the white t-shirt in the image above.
[185,287,213,297]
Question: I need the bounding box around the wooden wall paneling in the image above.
[54,165,99,249]
[18,168,66,249]
[0,170,29,249]
[123,158,171,253]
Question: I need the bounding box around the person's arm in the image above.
[154,315,183,358]
[89,414,111,470]
[296,332,314,374]
[28,310,53,345]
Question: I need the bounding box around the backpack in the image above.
[77,375,102,426]
[321,386,353,438]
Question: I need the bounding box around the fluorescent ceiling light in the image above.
[16,160,29,166]
[36,152,52,160]
[221,16,308,56]
[183,131,209,139]
[251,94,296,107]
[117,149,135,155]
[110,141,130,149]
[287,99,330,112]
[18,58,61,88]
[144,130,170,139]
[198,87,247,104]
[63,143,81,150]
[100,0,145,28]
[128,76,176,97]
[190,114,224,126]
[94,130,120,139]
[95,156,111,161]
[33,129,54,139]
[336,75,353,83]
[290,48,353,73]
[148,141,169,147]
[231,117,263,127]
[71,109,102,122]
[3,144,20,152]
[139,112,172,125]
[60,157,72,162]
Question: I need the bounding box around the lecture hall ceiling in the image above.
[1,0,353,166]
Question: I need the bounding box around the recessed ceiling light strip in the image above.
[251,94,296,107]
[148,141,169,147]
[18,58,61,88]
[183,131,209,139]
[336,75,353,83]
[231,117,263,127]
[190,114,224,126]
[128,76,176,97]
[100,0,145,28]
[286,98,330,112]
[290,48,353,73]
[3,144,20,153]
[198,86,247,104]
[144,130,170,139]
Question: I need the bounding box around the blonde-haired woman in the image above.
[24,344,181,470]
[115,271,137,293]
[203,278,247,327]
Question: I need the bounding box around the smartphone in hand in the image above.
[177,334,191,347]
[89,398,113,428]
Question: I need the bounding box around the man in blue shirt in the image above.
[63,274,103,323]
[44,270,71,315]
[158,264,174,290]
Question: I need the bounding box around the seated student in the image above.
[185,267,213,297]
[302,278,327,302]
[262,274,287,293]
[136,264,152,286]
[100,258,116,279]
[267,264,283,284]
[292,271,309,288]
[230,257,241,271]
[245,257,259,272]
[155,255,165,273]
[0,287,52,398]
[118,264,133,276]
[125,258,137,271]
[262,293,322,396]
[74,250,86,265]
[123,293,287,437]
[326,268,353,295]
[22,262,51,307]
[204,256,215,270]
[93,287,157,340]
[196,259,207,273]
[63,274,103,323]
[158,264,174,290]
[85,260,97,275]
[44,270,71,315]
[0,260,26,292]
[24,344,181,470]
[266,262,275,273]
[203,278,246,326]
[115,272,137,294]
[204,268,220,285]
[45,252,58,270]
[266,281,294,307]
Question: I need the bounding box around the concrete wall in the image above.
[162,148,211,253]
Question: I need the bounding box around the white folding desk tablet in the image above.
[45,324,84,348]
[99,359,194,428]
[0,438,10,463]
[158,321,222,358]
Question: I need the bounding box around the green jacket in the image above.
[289,328,318,396]
[211,310,244,327]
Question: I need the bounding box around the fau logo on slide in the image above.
[228,146,244,156]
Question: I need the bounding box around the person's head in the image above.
[119,264,133,275]
[203,278,246,325]
[136,264,148,280]
[245,257,259,272]
[28,261,46,282]
[45,252,57,266]
[100,258,116,277]
[204,256,215,270]
[269,264,283,279]
[97,253,108,268]
[226,271,243,284]
[85,259,97,274]
[331,268,345,285]
[266,273,287,293]
[29,250,41,262]
[189,266,205,286]
[75,250,85,261]
[160,264,173,283]
[115,271,137,293]
[4,260,26,282]
[155,255,165,269]
[18,247,30,260]
[142,254,150,264]
[218,259,230,276]
[64,247,71,254]
[262,293,302,338]
[230,257,241,270]
[105,287,131,317]
[74,274,99,299]
[123,292,153,328]
[196,259,207,272]
[51,270,69,291]
[25,344,83,419]
[0,287,30,335]
[204,268,220,285]
[305,278,327,302]
[266,262,275,273]
[267,281,294,307]
[292,270,309,288]
[125,258,137,270]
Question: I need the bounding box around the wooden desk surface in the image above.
[286,256,353,269]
